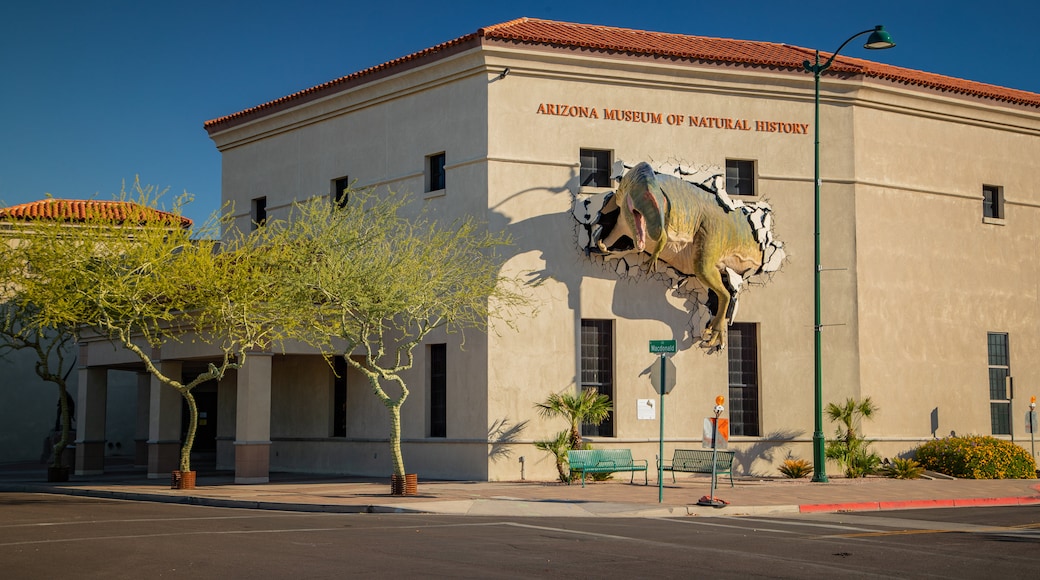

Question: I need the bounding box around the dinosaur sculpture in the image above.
[577,161,783,350]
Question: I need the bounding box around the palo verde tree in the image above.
[267,188,527,484]
[0,304,77,470]
[0,219,78,471]
[7,180,290,475]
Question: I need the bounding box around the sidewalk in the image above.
[2,461,1038,518]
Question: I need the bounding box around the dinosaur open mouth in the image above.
[628,196,646,251]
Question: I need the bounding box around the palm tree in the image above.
[825,397,878,446]
[825,397,880,477]
[535,388,613,450]
[533,430,572,483]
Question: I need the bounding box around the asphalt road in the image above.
[2,492,1037,578]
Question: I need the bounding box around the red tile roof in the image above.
[0,199,193,228]
[204,17,1040,133]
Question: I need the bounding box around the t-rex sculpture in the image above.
[581,161,783,350]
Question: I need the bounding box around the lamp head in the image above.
[864,26,896,50]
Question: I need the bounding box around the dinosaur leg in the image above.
[693,263,731,348]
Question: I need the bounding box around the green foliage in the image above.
[533,431,571,483]
[533,389,613,483]
[267,188,529,478]
[825,397,880,477]
[2,179,287,473]
[881,457,924,479]
[534,389,613,451]
[914,435,1037,479]
[778,458,812,479]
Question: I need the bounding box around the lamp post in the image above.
[803,26,895,483]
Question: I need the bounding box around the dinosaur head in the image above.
[618,163,668,263]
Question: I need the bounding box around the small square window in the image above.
[250,197,267,230]
[580,149,612,188]
[726,159,756,196]
[426,153,446,192]
[331,176,349,208]
[983,185,1004,220]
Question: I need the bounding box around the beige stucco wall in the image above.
[200,39,1040,481]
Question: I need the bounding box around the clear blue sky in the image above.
[3,0,1037,226]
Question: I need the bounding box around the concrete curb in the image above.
[4,481,1039,518]
[798,496,1040,513]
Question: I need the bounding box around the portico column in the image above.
[147,360,182,478]
[235,351,272,484]
[74,366,108,475]
[134,372,150,467]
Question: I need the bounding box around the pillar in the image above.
[147,360,182,478]
[74,367,107,475]
[235,352,272,484]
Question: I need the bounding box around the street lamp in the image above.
[803,26,895,483]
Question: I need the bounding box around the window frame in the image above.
[426,152,446,193]
[983,184,1004,222]
[429,343,447,438]
[728,322,761,437]
[331,176,349,208]
[332,356,347,437]
[725,159,757,197]
[580,319,614,438]
[250,196,267,230]
[579,148,613,189]
[987,332,1011,435]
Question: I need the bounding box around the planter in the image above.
[47,466,70,482]
[390,473,418,496]
[171,470,197,490]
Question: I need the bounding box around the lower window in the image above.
[728,323,760,436]
[580,319,614,437]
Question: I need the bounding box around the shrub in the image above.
[914,435,1037,479]
[778,458,812,479]
[882,457,924,479]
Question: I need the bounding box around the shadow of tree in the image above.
[488,418,529,463]
[731,429,803,477]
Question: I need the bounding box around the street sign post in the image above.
[649,339,676,504]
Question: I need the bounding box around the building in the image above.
[76,18,1040,482]
[0,200,191,467]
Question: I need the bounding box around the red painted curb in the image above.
[799,501,879,513]
[878,499,955,510]
[800,496,1040,513]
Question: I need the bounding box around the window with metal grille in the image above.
[728,323,760,436]
[580,319,614,437]
[579,149,612,188]
[988,332,1010,435]
[429,343,446,438]
[725,159,756,196]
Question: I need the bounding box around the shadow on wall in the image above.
[488,418,528,462]
[732,429,803,477]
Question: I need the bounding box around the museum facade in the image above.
[75,18,1040,482]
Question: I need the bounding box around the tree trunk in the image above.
[388,403,405,478]
[180,390,197,473]
[50,387,72,469]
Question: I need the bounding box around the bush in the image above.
[914,435,1037,479]
[778,458,812,479]
[882,457,924,479]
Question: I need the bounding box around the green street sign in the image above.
[649,339,676,354]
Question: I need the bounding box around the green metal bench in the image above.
[658,449,735,486]
[567,449,648,487]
